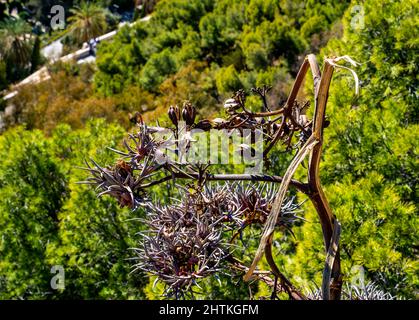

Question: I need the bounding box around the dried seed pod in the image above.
[168,105,180,127]
[182,102,196,126]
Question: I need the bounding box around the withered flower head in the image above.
[306,282,396,300]
[220,183,304,230]
[133,188,229,298]
[110,122,170,168]
[80,124,168,209]
[81,158,145,209]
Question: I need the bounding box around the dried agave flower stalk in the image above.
[83,54,360,300]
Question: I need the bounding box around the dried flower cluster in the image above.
[131,183,303,297]
[217,89,312,153]
[133,188,228,298]
[81,121,169,209]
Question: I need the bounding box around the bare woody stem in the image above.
[308,56,342,300]
[247,108,284,118]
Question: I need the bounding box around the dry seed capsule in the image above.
[168,105,180,127]
[182,102,196,126]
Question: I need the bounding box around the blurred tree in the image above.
[30,35,42,72]
[0,18,32,82]
[139,48,177,91]
[3,60,159,133]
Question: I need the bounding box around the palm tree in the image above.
[0,18,32,82]
[0,18,32,67]
[68,2,108,45]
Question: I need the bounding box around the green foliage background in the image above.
[0,0,417,299]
